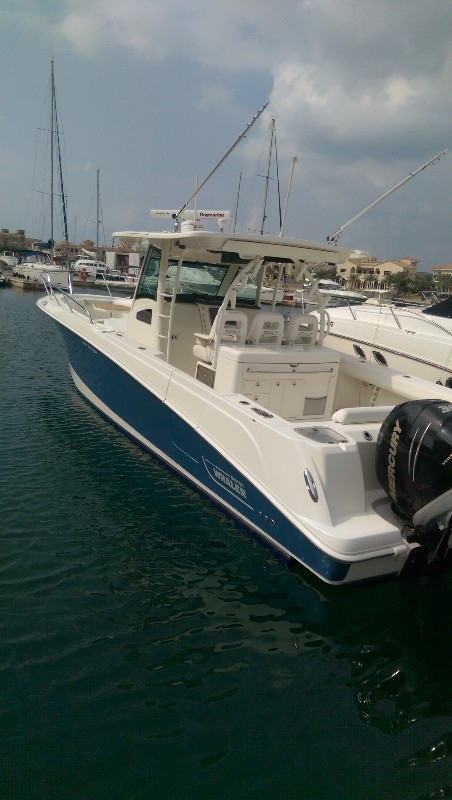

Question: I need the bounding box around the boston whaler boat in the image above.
[38,216,452,585]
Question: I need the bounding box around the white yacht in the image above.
[0,251,19,270]
[295,279,368,306]
[73,258,107,280]
[320,297,452,388]
[13,250,72,289]
[37,224,452,586]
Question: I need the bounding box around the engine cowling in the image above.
[376,399,452,523]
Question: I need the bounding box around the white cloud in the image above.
[16,0,452,145]
[0,0,451,267]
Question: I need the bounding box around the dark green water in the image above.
[1,288,451,800]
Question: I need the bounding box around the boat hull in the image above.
[59,324,364,584]
[37,223,452,586]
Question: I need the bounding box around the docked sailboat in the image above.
[20,60,72,289]
[37,215,452,585]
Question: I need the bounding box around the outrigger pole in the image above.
[176,102,269,227]
[327,149,448,244]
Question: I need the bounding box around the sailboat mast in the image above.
[279,156,297,237]
[47,59,69,260]
[260,118,275,235]
[96,169,100,252]
[274,127,282,232]
[233,171,242,233]
[50,59,55,255]
[55,103,68,247]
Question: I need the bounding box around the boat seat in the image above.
[332,406,393,425]
[193,309,248,364]
[246,312,285,346]
[283,314,318,345]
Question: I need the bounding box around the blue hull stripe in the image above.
[60,327,350,583]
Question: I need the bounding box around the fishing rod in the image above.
[327,149,448,244]
[176,102,269,225]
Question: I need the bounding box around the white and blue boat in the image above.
[38,219,452,585]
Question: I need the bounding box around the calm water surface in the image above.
[1,288,451,800]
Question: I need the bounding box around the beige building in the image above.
[432,264,452,278]
[0,227,79,262]
[0,228,28,250]
[335,255,418,289]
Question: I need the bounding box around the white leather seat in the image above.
[246,312,285,345]
[283,314,318,345]
[332,406,393,424]
[193,310,248,363]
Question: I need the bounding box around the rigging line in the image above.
[81,191,95,241]
[260,118,274,235]
[272,125,287,284]
[51,65,68,244]
[233,171,242,233]
[48,59,69,252]
[30,73,54,240]
[98,187,106,248]
[96,169,100,250]
[50,60,54,247]
[279,156,297,237]
[95,169,106,248]
[273,125,282,233]
[54,99,68,243]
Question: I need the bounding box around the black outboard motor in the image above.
[376,399,452,521]
[376,399,452,576]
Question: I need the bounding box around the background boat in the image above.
[17,60,73,291]
[294,279,368,306]
[320,296,452,386]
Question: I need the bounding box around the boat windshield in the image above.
[318,281,342,291]
[135,245,258,305]
[422,297,452,319]
[20,251,52,264]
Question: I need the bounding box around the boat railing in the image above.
[189,256,264,370]
[337,300,452,338]
[41,275,94,323]
[391,307,452,338]
[292,259,332,344]
[388,305,403,329]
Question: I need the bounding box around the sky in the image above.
[0,0,451,270]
